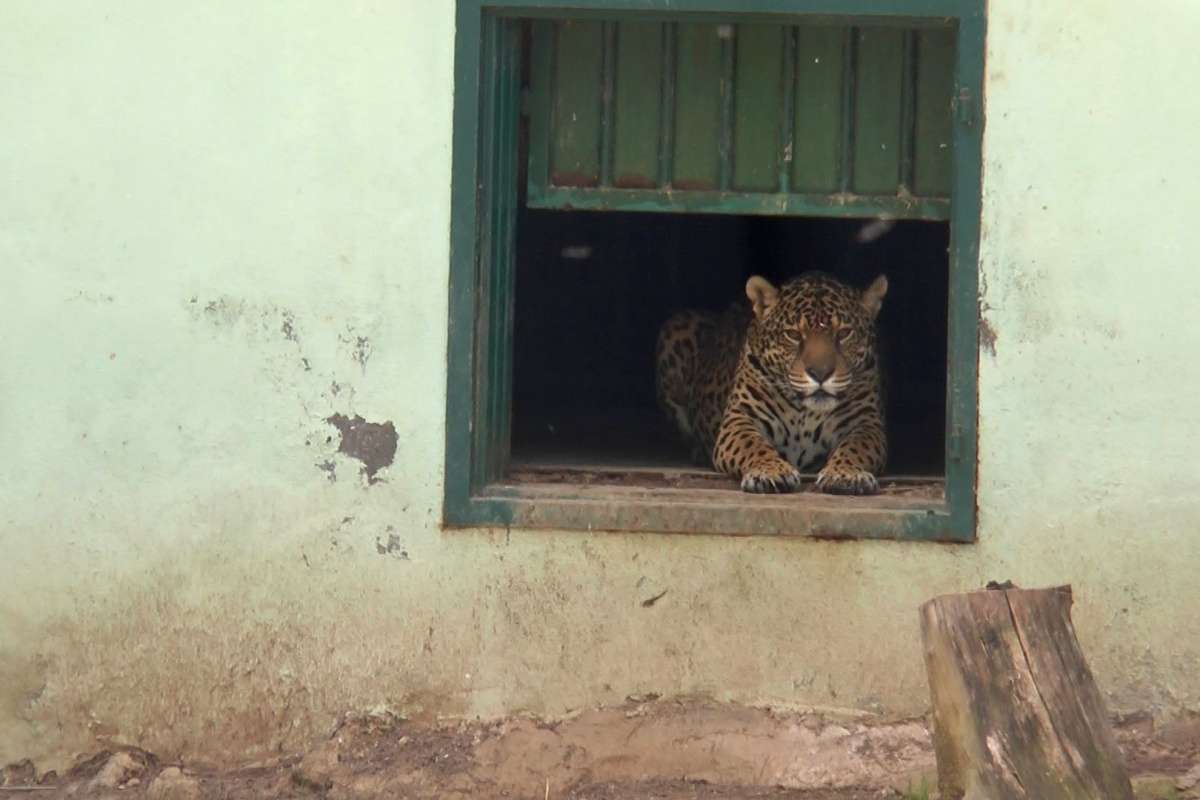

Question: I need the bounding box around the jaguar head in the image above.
[746,272,887,412]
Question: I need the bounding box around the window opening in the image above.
[445,1,984,541]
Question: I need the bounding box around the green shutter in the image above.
[527,18,956,220]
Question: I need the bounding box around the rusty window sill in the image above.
[446,464,954,541]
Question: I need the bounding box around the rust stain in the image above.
[670,179,717,191]
[979,317,998,357]
[551,171,600,188]
[613,175,657,190]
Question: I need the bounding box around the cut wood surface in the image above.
[919,584,1134,800]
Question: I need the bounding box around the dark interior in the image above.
[511,208,949,477]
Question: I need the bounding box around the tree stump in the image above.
[919,585,1134,800]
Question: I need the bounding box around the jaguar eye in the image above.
[837,328,855,342]
[783,329,801,344]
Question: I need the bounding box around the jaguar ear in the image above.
[745,275,780,320]
[861,274,888,319]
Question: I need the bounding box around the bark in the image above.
[919,585,1133,800]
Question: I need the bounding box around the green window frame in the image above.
[446,0,985,542]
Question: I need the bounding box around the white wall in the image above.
[2,0,1198,769]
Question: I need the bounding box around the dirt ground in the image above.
[3,698,1198,799]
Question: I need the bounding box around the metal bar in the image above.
[547,21,560,182]
[493,19,520,477]
[444,1,487,519]
[487,0,974,22]
[718,23,736,191]
[472,15,501,490]
[944,7,986,542]
[527,184,950,220]
[898,28,918,191]
[487,20,510,481]
[777,25,798,194]
[525,21,555,203]
[838,26,858,193]
[599,21,618,186]
[502,10,968,28]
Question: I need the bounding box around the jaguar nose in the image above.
[806,365,834,383]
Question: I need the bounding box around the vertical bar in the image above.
[472,15,499,489]
[445,2,485,514]
[946,10,984,541]
[599,21,618,187]
[899,29,919,192]
[487,19,505,477]
[838,26,858,193]
[526,21,555,202]
[658,22,677,186]
[718,23,737,191]
[778,26,798,194]
[495,19,520,477]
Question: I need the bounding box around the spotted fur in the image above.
[655,272,888,495]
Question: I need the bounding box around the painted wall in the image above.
[3,0,1198,769]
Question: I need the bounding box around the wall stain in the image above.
[281,312,299,343]
[326,414,397,485]
[352,337,371,372]
[316,460,337,482]
[980,317,998,356]
[641,590,668,608]
[338,328,372,374]
[375,529,409,560]
[69,290,116,304]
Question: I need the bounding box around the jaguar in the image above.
[655,271,888,495]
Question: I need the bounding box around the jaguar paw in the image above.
[814,466,879,496]
[740,462,803,494]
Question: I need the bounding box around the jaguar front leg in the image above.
[714,407,802,494]
[814,420,886,496]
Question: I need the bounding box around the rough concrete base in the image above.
[3,699,1198,800]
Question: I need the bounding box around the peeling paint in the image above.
[281,311,299,343]
[338,327,373,374]
[68,290,116,304]
[326,414,397,484]
[316,460,337,482]
[375,529,409,559]
[352,336,371,371]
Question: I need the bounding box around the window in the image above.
[447,0,984,541]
